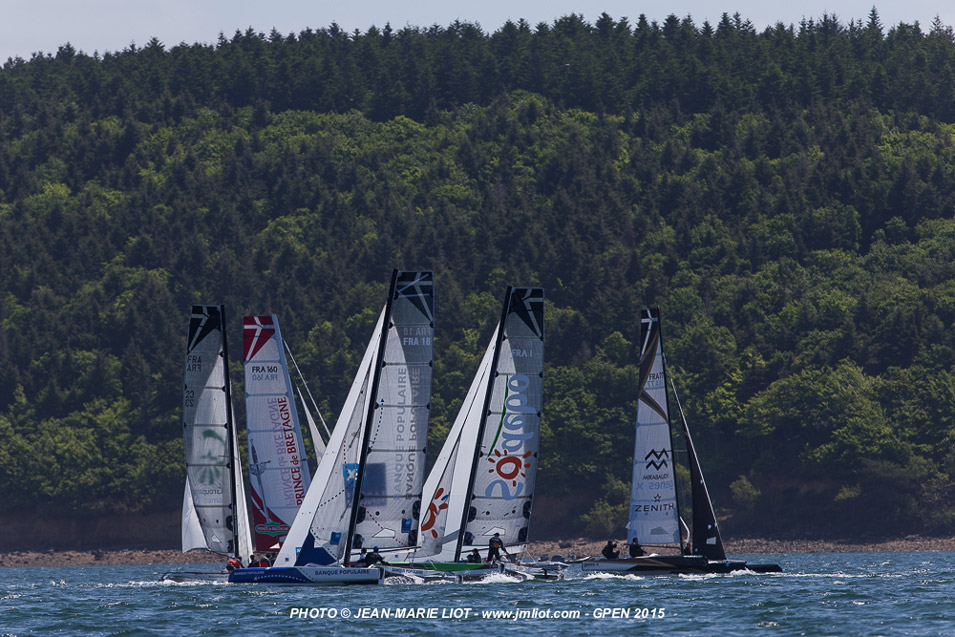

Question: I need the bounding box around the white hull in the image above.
[384,562,561,582]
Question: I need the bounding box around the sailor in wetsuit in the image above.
[363,546,388,566]
[602,540,620,559]
[487,533,509,563]
[629,539,647,557]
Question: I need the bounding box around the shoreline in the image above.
[3,536,955,567]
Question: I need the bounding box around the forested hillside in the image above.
[2,10,955,541]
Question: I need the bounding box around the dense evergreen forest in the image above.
[3,9,955,541]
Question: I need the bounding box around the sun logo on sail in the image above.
[487,449,533,486]
[419,488,449,538]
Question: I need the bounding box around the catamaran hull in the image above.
[581,556,781,575]
[386,562,562,581]
[228,566,383,585]
[385,563,505,581]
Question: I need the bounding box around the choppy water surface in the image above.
[3,552,954,635]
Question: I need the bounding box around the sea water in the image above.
[2,552,953,635]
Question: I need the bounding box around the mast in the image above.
[343,270,400,563]
[655,308,686,555]
[219,304,242,560]
[454,287,514,562]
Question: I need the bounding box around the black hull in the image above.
[582,555,781,575]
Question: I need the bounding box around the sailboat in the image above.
[243,314,322,554]
[581,308,781,575]
[166,305,254,582]
[385,287,552,581]
[229,270,435,585]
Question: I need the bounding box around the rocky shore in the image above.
[526,535,955,560]
[3,535,955,567]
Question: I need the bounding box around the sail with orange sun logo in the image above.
[458,287,544,556]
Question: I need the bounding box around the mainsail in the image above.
[243,314,312,552]
[627,307,681,547]
[351,270,435,551]
[274,270,434,568]
[453,287,545,559]
[181,305,253,562]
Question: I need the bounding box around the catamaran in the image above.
[581,308,781,575]
[229,270,434,585]
[385,287,555,581]
[166,305,254,582]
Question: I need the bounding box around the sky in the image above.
[2,1,952,63]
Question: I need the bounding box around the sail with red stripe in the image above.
[243,314,312,552]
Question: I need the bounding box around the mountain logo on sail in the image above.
[644,448,671,470]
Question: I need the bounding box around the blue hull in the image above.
[228,566,383,585]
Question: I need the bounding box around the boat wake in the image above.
[466,572,529,585]
[579,572,646,582]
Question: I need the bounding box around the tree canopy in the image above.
[2,11,955,539]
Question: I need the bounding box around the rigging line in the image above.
[284,340,331,440]
[669,376,689,430]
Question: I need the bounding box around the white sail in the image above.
[627,308,680,546]
[182,305,251,559]
[353,271,435,551]
[181,481,206,553]
[232,401,254,563]
[462,288,544,555]
[243,314,312,552]
[274,309,385,567]
[417,329,498,559]
[300,395,327,464]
